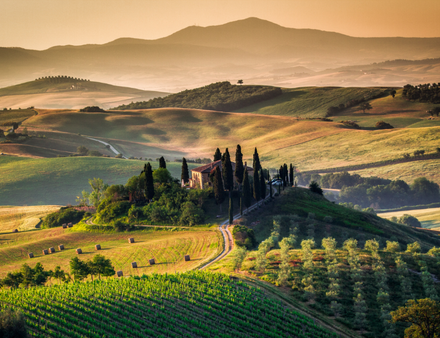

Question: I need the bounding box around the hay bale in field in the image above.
[12,229,18,233]
[184,255,190,261]
[28,253,34,258]
[42,249,48,255]
[117,270,123,277]
[128,238,135,243]
[68,223,73,228]
[49,247,55,253]
[131,262,138,268]
[58,244,64,251]
[62,224,67,229]
[95,244,101,250]
[76,248,82,254]
[149,258,155,265]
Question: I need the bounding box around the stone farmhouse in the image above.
[188,160,254,189]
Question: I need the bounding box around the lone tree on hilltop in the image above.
[359,102,373,113]
[181,158,189,184]
[235,144,244,186]
[213,148,222,161]
[391,298,440,338]
[159,156,166,169]
[237,80,243,85]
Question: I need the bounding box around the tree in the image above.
[232,247,247,271]
[242,169,251,211]
[289,164,294,186]
[145,162,154,201]
[309,181,323,195]
[391,299,440,338]
[70,257,90,281]
[87,255,115,280]
[153,167,172,184]
[253,148,261,173]
[86,178,108,207]
[0,308,29,338]
[234,144,244,185]
[237,80,243,85]
[229,194,234,225]
[222,148,233,191]
[253,169,261,201]
[359,102,373,113]
[390,89,397,98]
[406,242,421,254]
[181,158,189,184]
[283,163,288,187]
[159,156,166,169]
[77,145,89,155]
[213,148,222,161]
[411,177,440,205]
[398,214,422,228]
[213,166,225,212]
[260,170,266,199]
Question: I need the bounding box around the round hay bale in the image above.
[128,238,135,243]
[12,229,18,233]
[117,270,123,277]
[28,253,34,258]
[184,255,190,261]
[95,244,101,250]
[42,249,49,255]
[58,244,65,251]
[131,262,138,268]
[149,258,155,265]
[62,224,67,229]
[49,247,55,253]
[76,248,82,254]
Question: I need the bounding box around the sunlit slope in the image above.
[0,156,198,206]
[22,108,440,175]
[378,207,440,229]
[0,205,60,232]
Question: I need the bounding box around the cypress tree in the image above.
[242,169,251,210]
[213,148,222,161]
[234,144,244,185]
[253,147,261,173]
[290,164,294,186]
[260,169,266,199]
[229,193,234,225]
[222,148,233,191]
[159,156,166,169]
[253,169,261,201]
[181,158,189,184]
[145,162,154,201]
[283,163,288,187]
[213,166,225,212]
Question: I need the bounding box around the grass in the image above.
[378,207,440,229]
[0,156,198,206]
[0,205,60,232]
[0,226,221,278]
[0,108,36,124]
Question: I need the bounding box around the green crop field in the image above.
[0,226,221,278]
[0,271,338,338]
[0,156,198,206]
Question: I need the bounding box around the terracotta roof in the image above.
[191,160,253,173]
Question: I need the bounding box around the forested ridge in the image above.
[112,81,282,111]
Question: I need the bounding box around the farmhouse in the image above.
[189,160,253,189]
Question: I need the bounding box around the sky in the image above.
[1,0,440,50]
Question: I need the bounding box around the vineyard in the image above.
[0,271,338,338]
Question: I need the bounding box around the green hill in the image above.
[112,81,282,111]
[0,271,338,338]
[0,156,198,206]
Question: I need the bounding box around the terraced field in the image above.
[0,271,338,338]
[0,226,221,278]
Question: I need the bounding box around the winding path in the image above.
[84,136,128,159]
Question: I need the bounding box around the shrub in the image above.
[87,150,103,157]
[375,121,394,129]
[179,202,205,226]
[233,225,256,249]
[79,106,105,112]
[97,201,131,223]
[398,214,421,228]
[0,308,29,337]
[340,120,360,129]
[42,207,85,228]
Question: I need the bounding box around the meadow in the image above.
[0,205,60,232]
[0,156,198,206]
[0,226,221,278]
[378,207,440,230]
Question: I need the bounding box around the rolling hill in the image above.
[0,77,168,109]
[1,18,440,90]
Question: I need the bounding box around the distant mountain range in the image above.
[1,17,440,91]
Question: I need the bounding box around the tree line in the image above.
[35,76,90,83]
[112,81,282,111]
[403,83,440,104]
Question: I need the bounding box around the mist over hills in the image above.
[2,17,440,91]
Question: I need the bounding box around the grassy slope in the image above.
[378,207,440,229]
[0,205,60,232]
[0,226,221,278]
[0,108,36,124]
[0,156,198,206]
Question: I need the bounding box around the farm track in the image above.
[83,136,128,159]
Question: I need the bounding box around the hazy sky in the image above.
[2,0,440,50]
